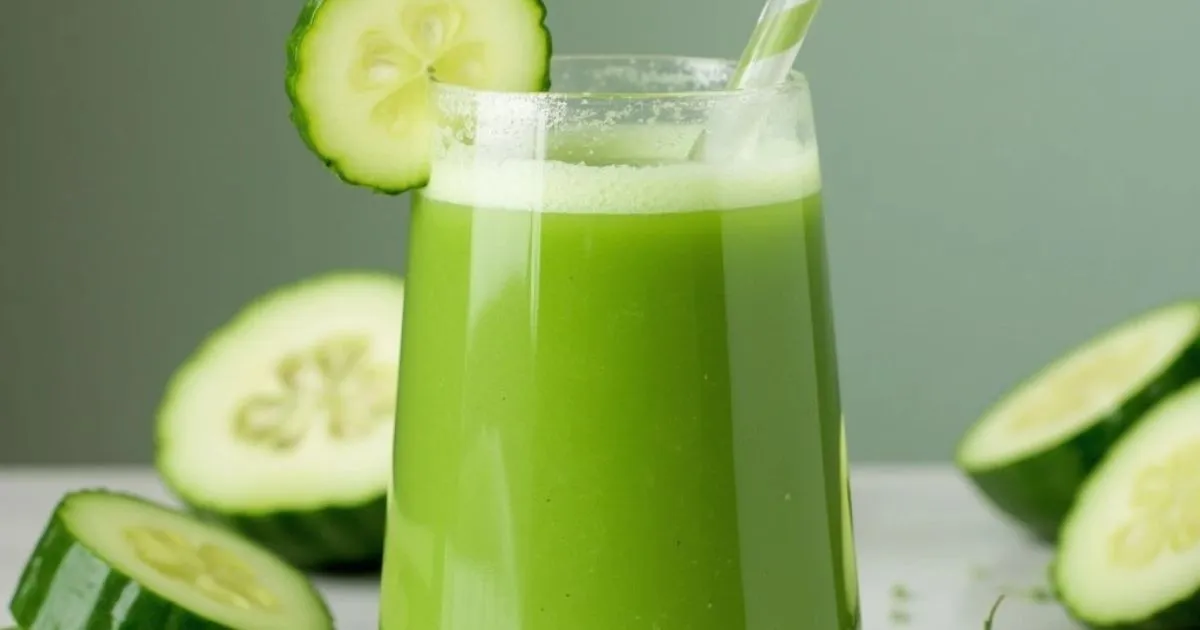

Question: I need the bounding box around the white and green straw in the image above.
[690,0,822,160]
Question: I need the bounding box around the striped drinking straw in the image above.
[689,0,822,160]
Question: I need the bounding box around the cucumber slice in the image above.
[285,0,553,194]
[155,271,404,570]
[8,490,332,630]
[1053,379,1200,629]
[956,301,1200,542]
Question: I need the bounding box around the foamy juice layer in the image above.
[423,124,822,214]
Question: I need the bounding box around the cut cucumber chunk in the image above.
[155,271,404,570]
[285,0,553,194]
[956,301,1200,542]
[1053,379,1200,629]
[8,490,332,630]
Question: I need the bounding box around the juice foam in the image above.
[423,125,822,214]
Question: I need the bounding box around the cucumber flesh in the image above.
[956,301,1200,541]
[9,490,332,630]
[286,0,552,194]
[155,271,404,569]
[1054,379,1200,629]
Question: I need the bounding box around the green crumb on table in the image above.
[999,583,1055,604]
[889,583,913,600]
[888,608,911,625]
[1027,585,1054,603]
[968,564,992,581]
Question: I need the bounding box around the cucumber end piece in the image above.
[284,0,553,195]
[154,271,403,569]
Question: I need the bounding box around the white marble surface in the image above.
[0,466,1081,629]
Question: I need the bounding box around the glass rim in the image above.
[428,53,810,101]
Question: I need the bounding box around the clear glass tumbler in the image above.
[381,54,860,630]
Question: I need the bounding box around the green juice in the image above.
[382,131,859,630]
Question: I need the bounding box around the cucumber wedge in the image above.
[8,490,332,630]
[155,271,404,570]
[1053,380,1200,629]
[285,0,553,194]
[956,301,1200,542]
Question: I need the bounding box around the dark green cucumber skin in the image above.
[283,0,554,195]
[963,327,1200,544]
[184,495,387,572]
[8,491,333,630]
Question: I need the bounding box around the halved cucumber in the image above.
[956,301,1200,542]
[8,490,332,630]
[1053,379,1200,629]
[155,271,404,570]
[285,0,553,194]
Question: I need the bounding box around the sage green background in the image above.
[2,0,1199,464]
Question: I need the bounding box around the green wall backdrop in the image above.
[2,0,1199,464]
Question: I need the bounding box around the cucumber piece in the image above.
[285,0,553,194]
[8,489,332,630]
[1053,379,1200,629]
[956,301,1200,542]
[155,271,404,570]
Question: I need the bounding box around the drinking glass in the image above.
[381,54,860,630]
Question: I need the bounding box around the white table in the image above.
[0,466,1081,629]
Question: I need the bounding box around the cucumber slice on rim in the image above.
[285,0,553,194]
[155,271,404,570]
[8,490,332,630]
[1053,380,1200,629]
[956,301,1200,542]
